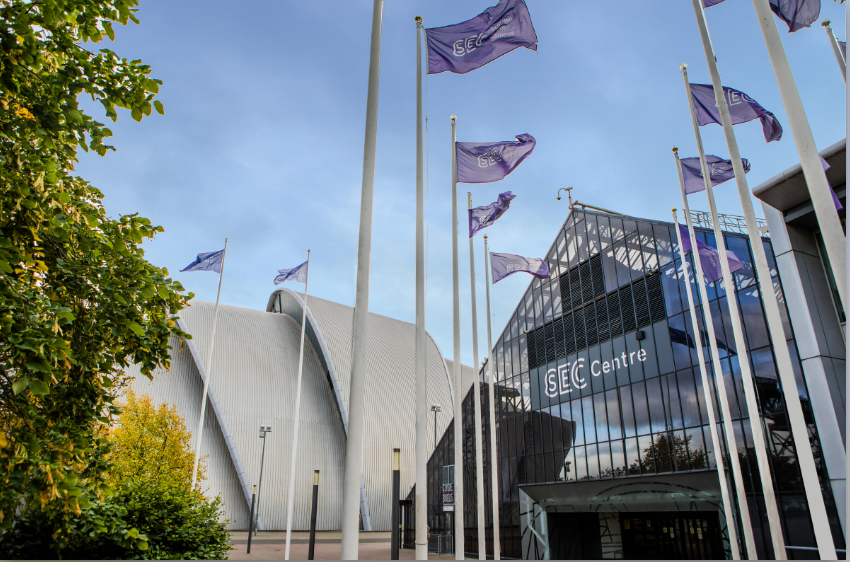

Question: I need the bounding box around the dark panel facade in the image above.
[421,210,845,560]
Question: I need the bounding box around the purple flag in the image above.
[456,134,536,183]
[490,252,549,283]
[840,41,846,59]
[680,155,751,195]
[181,249,224,273]
[819,155,844,211]
[426,0,538,75]
[690,83,783,143]
[705,0,819,32]
[679,225,744,284]
[469,191,516,238]
[274,260,308,285]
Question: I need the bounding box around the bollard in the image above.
[308,470,320,560]
[391,448,401,560]
[247,485,257,554]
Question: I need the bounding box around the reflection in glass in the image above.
[598,442,612,478]
[542,280,553,323]
[519,334,528,373]
[598,216,611,250]
[637,434,656,474]
[613,241,632,288]
[582,394,596,444]
[609,217,625,243]
[654,223,674,267]
[573,445,587,480]
[586,443,600,479]
[665,375,684,430]
[577,219,588,263]
[566,227,578,268]
[625,437,640,475]
[570,399,584,446]
[602,249,619,293]
[587,214,600,257]
[685,427,708,470]
[611,440,626,477]
[645,377,667,433]
[626,229,644,281]
[725,235,755,290]
[661,263,683,317]
[594,392,609,442]
[606,389,622,440]
[638,221,658,273]
[677,370,701,428]
[738,286,770,349]
[631,381,651,436]
[620,385,637,438]
[511,338,520,376]
[533,283,543,328]
[525,290,535,331]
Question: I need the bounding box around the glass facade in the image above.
[419,210,845,560]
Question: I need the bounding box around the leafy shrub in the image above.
[0,479,230,560]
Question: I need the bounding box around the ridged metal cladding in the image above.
[128,291,464,531]
[267,288,461,532]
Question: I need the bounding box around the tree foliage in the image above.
[0,0,191,538]
[1,392,231,559]
[105,389,206,491]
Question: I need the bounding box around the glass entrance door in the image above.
[621,511,724,560]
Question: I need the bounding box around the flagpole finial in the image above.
[450,114,457,122]
[672,146,678,154]
[672,208,677,213]
[415,15,422,23]
[679,63,688,72]
[821,19,831,28]
[483,234,488,240]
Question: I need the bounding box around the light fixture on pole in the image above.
[556,187,573,205]
[821,19,846,81]
[430,404,441,450]
[255,425,272,537]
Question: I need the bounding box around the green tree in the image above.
[0,0,190,541]
[627,433,708,475]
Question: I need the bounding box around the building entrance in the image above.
[621,511,724,560]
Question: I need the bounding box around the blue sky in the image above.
[76,1,846,369]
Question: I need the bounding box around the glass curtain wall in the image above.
[421,210,844,560]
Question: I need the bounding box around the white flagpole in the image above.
[682,61,791,559]
[748,0,846,310]
[821,20,846,82]
[467,193,487,560]
[414,16,429,562]
[341,0,384,557]
[483,235,500,560]
[285,251,311,561]
[689,3,843,554]
[191,237,227,491]
[450,114,465,560]
[673,158,748,559]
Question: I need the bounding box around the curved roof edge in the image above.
[173,316,264,530]
[265,288,373,531]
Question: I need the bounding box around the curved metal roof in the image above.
[129,291,465,531]
[267,288,461,531]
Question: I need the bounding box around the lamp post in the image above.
[391,449,401,560]
[430,404,441,450]
[308,470,320,560]
[247,484,257,554]
[255,425,272,536]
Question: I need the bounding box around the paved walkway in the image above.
[228,531,459,560]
